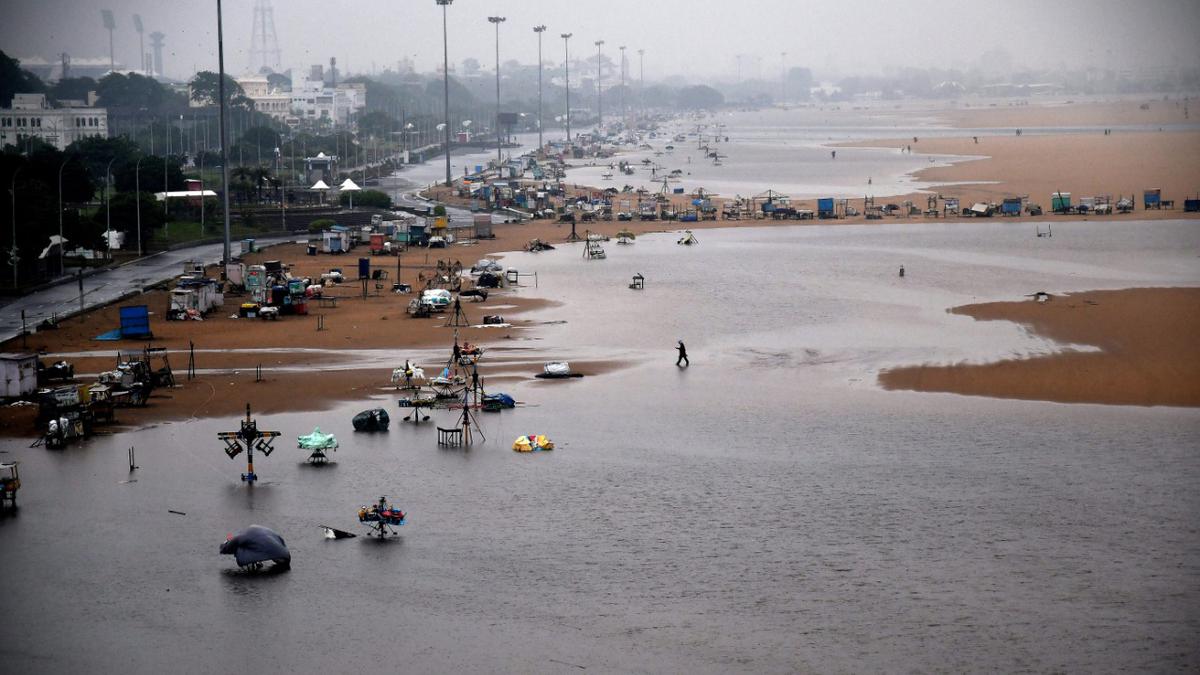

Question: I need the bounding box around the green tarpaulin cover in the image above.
[298,427,338,450]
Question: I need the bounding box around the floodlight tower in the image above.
[101,10,116,73]
[149,32,165,78]
[249,0,283,72]
[133,14,145,74]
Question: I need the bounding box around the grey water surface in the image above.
[1,219,1198,673]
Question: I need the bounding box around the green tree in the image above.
[64,136,141,184]
[189,71,251,109]
[48,77,98,103]
[91,192,166,245]
[95,72,180,111]
[339,189,391,209]
[0,50,45,107]
[111,155,185,194]
[358,111,397,139]
[308,218,336,233]
[676,85,724,110]
[239,126,280,152]
[266,72,291,91]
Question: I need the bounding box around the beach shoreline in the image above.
[4,98,1198,436]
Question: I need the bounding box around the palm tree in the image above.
[231,166,254,204]
[251,167,272,204]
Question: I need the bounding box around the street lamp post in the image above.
[595,40,604,129]
[199,149,204,235]
[488,16,506,168]
[9,165,22,288]
[533,26,546,151]
[561,33,572,145]
[781,51,787,106]
[619,45,626,128]
[437,0,454,187]
[638,49,645,116]
[105,157,116,261]
[135,156,144,257]
[57,158,69,275]
[217,0,233,269]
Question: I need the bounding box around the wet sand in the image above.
[0,230,634,435]
[843,130,1200,211]
[4,99,1198,434]
[879,287,1200,407]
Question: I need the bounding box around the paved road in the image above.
[0,235,296,345]
[0,138,539,346]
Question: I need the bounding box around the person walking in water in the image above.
[675,340,689,367]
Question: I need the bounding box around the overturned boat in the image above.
[352,408,390,432]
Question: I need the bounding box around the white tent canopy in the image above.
[339,178,361,191]
[310,180,330,190]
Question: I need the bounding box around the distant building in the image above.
[289,65,364,127]
[0,93,108,150]
[236,74,291,122]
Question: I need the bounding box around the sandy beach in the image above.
[3,98,1198,438]
[880,287,1200,407]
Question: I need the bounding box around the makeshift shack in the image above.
[322,226,351,253]
[0,353,38,398]
[473,214,494,239]
[1001,198,1022,216]
[1051,192,1072,213]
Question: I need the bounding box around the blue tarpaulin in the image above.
[119,305,152,339]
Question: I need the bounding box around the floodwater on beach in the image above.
[1,220,1199,673]
[565,105,1200,201]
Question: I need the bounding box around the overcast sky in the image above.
[3,0,1199,82]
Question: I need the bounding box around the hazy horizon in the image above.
[2,0,1199,84]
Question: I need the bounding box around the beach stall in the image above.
[473,214,494,239]
[1051,192,1072,214]
[322,226,351,254]
[1143,188,1162,210]
[817,197,836,219]
[0,353,38,399]
[1001,198,1022,216]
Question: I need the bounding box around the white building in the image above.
[0,93,108,150]
[236,74,292,122]
[289,65,364,128]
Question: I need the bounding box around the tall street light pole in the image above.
[105,157,116,261]
[134,155,145,257]
[594,40,604,129]
[561,33,572,145]
[57,159,69,275]
[488,15,506,168]
[437,0,454,187]
[9,165,22,288]
[533,25,546,151]
[217,0,233,269]
[781,51,787,106]
[619,45,626,128]
[638,49,645,116]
